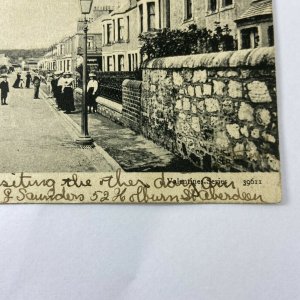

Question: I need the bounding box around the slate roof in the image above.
[111,0,136,16]
[236,0,273,21]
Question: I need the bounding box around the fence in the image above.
[97,71,142,104]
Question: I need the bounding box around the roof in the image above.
[111,0,131,16]
[236,0,273,21]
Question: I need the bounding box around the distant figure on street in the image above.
[61,72,75,114]
[56,71,64,110]
[12,72,21,88]
[51,72,59,102]
[32,74,41,99]
[25,72,32,88]
[46,72,53,97]
[19,77,24,88]
[87,73,98,114]
[0,74,10,105]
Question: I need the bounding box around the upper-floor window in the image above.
[222,0,233,7]
[87,36,94,50]
[147,2,156,30]
[208,0,217,12]
[118,18,125,41]
[107,24,113,44]
[185,0,193,20]
[139,5,144,33]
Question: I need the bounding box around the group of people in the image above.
[12,72,32,89]
[50,71,98,114]
[12,71,42,99]
[0,70,99,112]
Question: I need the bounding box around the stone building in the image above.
[38,6,113,73]
[39,0,274,73]
[235,0,274,49]
[101,0,174,71]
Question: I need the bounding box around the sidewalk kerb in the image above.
[40,88,123,171]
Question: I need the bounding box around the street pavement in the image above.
[0,74,116,172]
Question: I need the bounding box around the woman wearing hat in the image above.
[0,74,9,105]
[87,72,98,113]
[25,72,32,88]
[61,72,75,114]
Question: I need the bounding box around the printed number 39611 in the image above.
[243,179,262,186]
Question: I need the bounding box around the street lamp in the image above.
[76,0,94,146]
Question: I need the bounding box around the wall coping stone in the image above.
[96,97,122,113]
[122,79,142,89]
[142,47,275,69]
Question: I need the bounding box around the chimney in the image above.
[92,5,115,19]
[77,17,94,31]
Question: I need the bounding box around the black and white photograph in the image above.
[0,0,280,204]
[1,1,300,300]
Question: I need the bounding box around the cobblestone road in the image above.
[0,74,115,172]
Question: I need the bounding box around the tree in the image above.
[139,23,236,60]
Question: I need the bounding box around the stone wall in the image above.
[122,79,142,132]
[141,47,279,172]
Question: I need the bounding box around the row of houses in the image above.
[38,0,274,73]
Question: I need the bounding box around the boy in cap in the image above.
[0,74,9,105]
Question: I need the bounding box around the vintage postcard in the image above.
[0,0,281,204]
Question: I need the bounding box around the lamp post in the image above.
[76,0,94,146]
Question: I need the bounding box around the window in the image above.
[118,55,125,71]
[128,54,132,71]
[147,2,156,30]
[139,5,144,33]
[102,25,105,44]
[222,0,233,7]
[118,18,125,41]
[67,60,70,71]
[107,24,112,44]
[185,0,193,20]
[108,56,113,71]
[241,27,259,49]
[268,25,274,46]
[87,36,94,50]
[208,0,217,12]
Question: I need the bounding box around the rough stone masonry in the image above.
[141,47,279,172]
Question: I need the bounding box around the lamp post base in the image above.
[76,135,94,146]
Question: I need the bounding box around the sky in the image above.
[0,0,119,49]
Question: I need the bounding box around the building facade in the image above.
[102,0,173,72]
[38,0,274,73]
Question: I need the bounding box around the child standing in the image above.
[0,74,9,105]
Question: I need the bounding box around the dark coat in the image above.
[33,76,41,87]
[26,74,32,88]
[0,81,9,98]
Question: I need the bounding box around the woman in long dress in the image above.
[61,72,75,114]
[87,73,98,113]
[25,72,32,88]
[13,73,21,88]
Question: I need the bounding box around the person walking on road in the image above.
[12,72,21,88]
[87,73,98,114]
[46,72,53,97]
[32,74,41,99]
[51,71,59,101]
[0,74,10,105]
[25,72,32,88]
[61,72,75,114]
